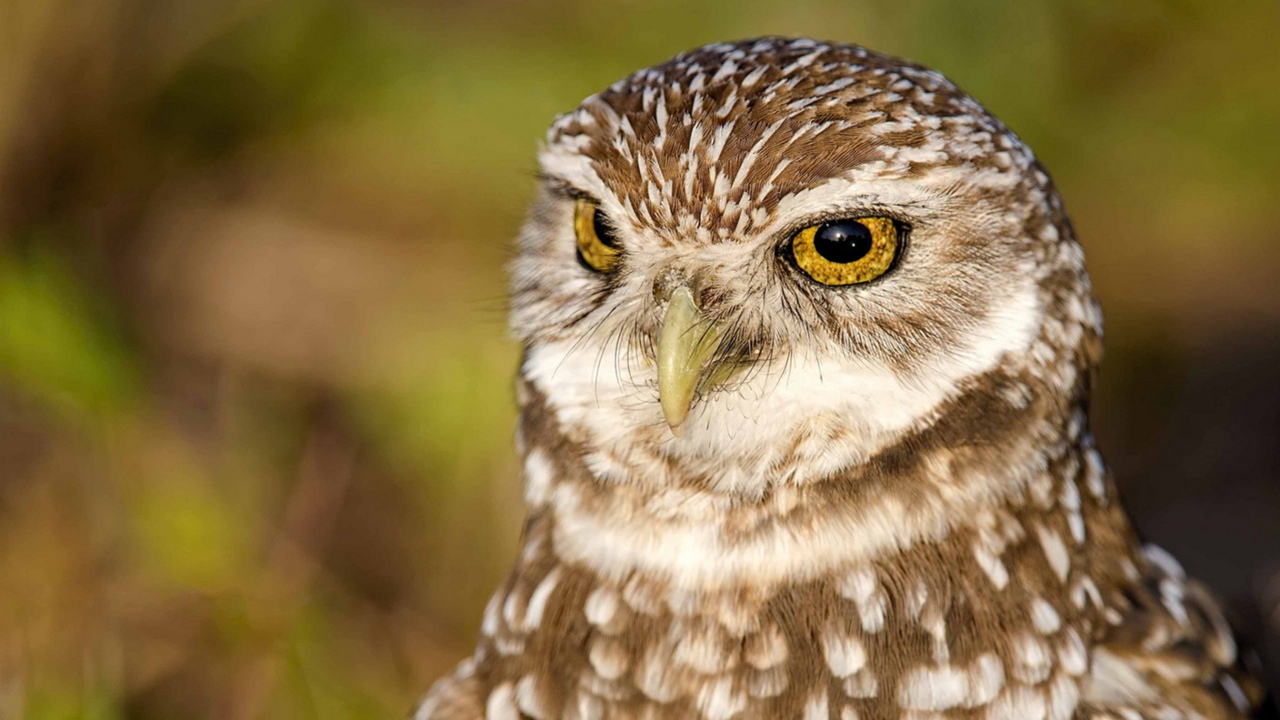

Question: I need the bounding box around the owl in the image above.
[414,38,1266,720]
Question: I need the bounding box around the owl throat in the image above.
[454,362,1153,720]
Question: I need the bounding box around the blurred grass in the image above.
[0,0,1278,718]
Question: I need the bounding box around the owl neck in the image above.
[511,363,1139,595]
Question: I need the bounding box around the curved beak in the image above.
[657,286,725,436]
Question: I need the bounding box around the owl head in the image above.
[509,38,1102,494]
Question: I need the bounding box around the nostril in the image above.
[652,268,688,305]
[652,270,720,312]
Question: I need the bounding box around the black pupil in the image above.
[593,208,619,248]
[812,220,874,263]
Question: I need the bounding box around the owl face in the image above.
[510,38,1094,492]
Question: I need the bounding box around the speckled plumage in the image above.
[415,38,1265,720]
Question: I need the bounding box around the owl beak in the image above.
[657,285,725,436]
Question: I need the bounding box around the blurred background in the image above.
[1,0,1278,717]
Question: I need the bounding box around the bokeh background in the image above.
[1,0,1278,717]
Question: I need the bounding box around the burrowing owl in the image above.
[414,38,1265,720]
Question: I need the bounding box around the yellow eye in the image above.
[574,199,621,272]
[790,217,900,286]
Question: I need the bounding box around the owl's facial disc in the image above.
[513,159,1048,489]
[514,171,1042,490]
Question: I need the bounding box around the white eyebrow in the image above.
[537,146,611,203]
[760,173,950,238]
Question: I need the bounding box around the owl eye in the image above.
[789,217,900,286]
[574,199,621,272]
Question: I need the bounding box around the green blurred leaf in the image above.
[0,248,135,420]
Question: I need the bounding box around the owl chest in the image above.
[470,545,1095,720]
